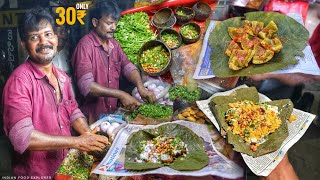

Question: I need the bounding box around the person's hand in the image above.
[119,92,140,111]
[260,154,298,180]
[138,87,156,103]
[248,74,274,82]
[75,127,109,152]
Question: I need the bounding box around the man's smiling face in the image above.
[22,20,58,65]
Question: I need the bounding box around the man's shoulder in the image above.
[5,62,34,86]
[77,32,96,47]
[10,62,32,78]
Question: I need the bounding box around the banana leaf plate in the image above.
[209,87,293,157]
[125,123,209,171]
[209,11,309,77]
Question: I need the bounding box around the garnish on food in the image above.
[135,135,188,164]
[224,100,282,152]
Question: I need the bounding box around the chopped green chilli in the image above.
[181,24,199,39]
[176,10,187,16]
[140,45,170,73]
[130,104,173,120]
[161,33,180,49]
[169,86,201,102]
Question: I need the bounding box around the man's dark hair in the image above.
[90,1,121,21]
[18,7,56,42]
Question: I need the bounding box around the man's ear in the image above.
[92,18,98,28]
[21,41,26,49]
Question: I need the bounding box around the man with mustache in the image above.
[71,1,156,122]
[2,7,109,177]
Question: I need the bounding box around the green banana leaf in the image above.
[125,123,209,171]
[210,87,259,108]
[210,88,292,157]
[209,11,309,77]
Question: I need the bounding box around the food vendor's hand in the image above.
[76,132,109,152]
[138,87,156,103]
[119,92,140,111]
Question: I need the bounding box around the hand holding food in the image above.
[76,132,109,152]
[138,86,156,103]
[133,80,172,105]
[120,92,141,111]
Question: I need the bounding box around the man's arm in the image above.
[115,39,156,103]
[71,41,140,111]
[88,82,140,111]
[28,129,108,152]
[249,73,320,86]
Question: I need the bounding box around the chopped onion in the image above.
[100,122,110,133]
[107,126,115,137]
[147,84,156,90]
[164,93,169,99]
[111,122,120,128]
[157,86,164,91]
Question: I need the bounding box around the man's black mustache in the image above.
[36,45,53,53]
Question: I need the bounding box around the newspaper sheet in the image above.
[196,85,316,176]
[93,121,244,179]
[193,14,320,80]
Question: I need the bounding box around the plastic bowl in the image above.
[179,22,201,44]
[138,40,172,76]
[192,2,212,21]
[158,28,182,50]
[174,6,195,25]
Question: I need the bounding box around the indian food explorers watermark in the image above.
[1,176,51,179]
[55,3,88,25]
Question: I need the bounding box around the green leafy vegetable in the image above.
[169,86,201,102]
[115,12,156,65]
